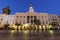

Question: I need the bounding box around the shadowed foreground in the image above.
[0,30,60,40]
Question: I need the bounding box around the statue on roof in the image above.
[2,6,11,15]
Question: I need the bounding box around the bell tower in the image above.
[29,4,34,12]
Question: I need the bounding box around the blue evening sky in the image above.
[0,0,60,15]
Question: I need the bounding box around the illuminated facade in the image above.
[0,4,59,27]
[15,4,59,25]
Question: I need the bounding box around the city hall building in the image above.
[15,5,59,25]
[0,4,59,27]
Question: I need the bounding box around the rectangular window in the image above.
[34,16,36,18]
[19,21,21,24]
[38,16,40,18]
[1,19,3,21]
[20,16,22,18]
[27,16,29,23]
[42,21,44,25]
[23,16,25,18]
[46,21,48,24]
[16,16,18,18]
[45,16,47,18]
[42,16,43,18]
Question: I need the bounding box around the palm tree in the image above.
[32,19,41,30]
[49,22,59,29]
[49,22,59,26]
[36,19,41,30]
[15,22,20,30]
